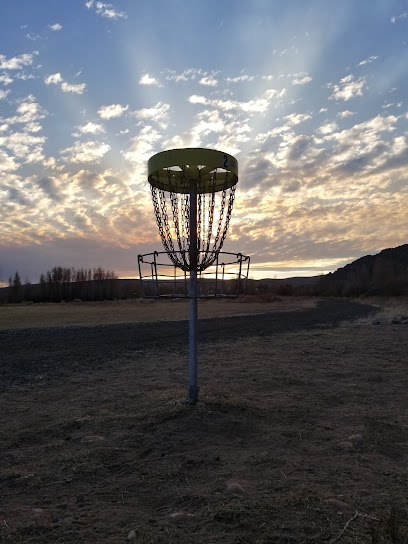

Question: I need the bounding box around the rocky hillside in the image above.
[319,244,408,296]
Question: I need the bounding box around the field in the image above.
[1,297,408,543]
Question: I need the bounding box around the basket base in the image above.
[138,250,250,299]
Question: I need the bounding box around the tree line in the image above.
[2,266,141,303]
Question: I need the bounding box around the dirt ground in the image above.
[0,296,317,330]
[1,297,408,543]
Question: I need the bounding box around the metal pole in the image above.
[188,180,198,404]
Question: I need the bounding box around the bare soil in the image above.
[1,298,408,543]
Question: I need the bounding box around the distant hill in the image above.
[319,243,408,296]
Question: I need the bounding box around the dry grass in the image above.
[1,298,408,542]
[340,296,408,327]
[0,295,316,330]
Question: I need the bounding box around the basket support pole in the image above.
[188,180,198,404]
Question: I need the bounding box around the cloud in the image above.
[37,176,64,202]
[328,74,365,101]
[45,73,86,94]
[188,88,286,114]
[358,55,378,66]
[85,1,127,19]
[97,103,128,119]
[45,73,63,85]
[199,76,218,87]
[75,122,105,134]
[60,140,110,163]
[256,112,311,145]
[284,112,311,126]
[139,73,161,86]
[61,81,86,94]
[0,51,38,70]
[132,102,170,128]
[165,68,204,82]
[1,131,46,162]
[48,23,63,31]
[318,122,338,135]
[0,75,13,85]
[337,110,355,118]
[0,89,10,100]
[0,150,19,172]
[7,95,46,125]
[282,179,302,192]
[122,125,161,164]
[391,12,408,23]
[226,75,255,83]
[25,32,42,41]
[292,75,312,86]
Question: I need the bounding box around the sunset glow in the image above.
[1,1,408,281]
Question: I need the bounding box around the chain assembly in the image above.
[150,165,237,272]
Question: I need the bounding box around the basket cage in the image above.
[138,250,250,299]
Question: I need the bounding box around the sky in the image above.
[1,0,408,283]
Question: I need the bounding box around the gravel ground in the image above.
[1,299,376,390]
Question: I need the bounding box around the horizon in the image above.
[1,1,408,282]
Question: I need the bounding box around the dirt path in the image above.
[1,299,376,389]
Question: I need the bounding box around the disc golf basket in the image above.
[138,148,250,403]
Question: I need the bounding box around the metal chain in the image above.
[151,186,179,268]
[150,166,237,273]
[159,188,181,268]
[217,181,236,253]
[197,174,202,263]
[168,168,185,269]
[200,172,216,269]
[210,171,227,256]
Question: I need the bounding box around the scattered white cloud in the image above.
[199,76,218,87]
[284,112,311,126]
[318,122,338,135]
[76,122,105,135]
[48,23,63,31]
[45,73,86,93]
[328,74,365,101]
[292,75,312,86]
[0,89,10,100]
[189,88,286,113]
[189,95,207,105]
[358,55,378,66]
[16,73,35,81]
[165,68,204,82]
[2,131,46,161]
[0,150,19,172]
[132,102,170,128]
[337,110,355,118]
[25,33,42,41]
[0,51,38,70]
[45,73,63,85]
[60,140,110,163]
[122,125,161,164]
[319,108,328,113]
[0,75,13,85]
[7,95,46,125]
[391,12,408,23]
[97,103,128,119]
[226,75,255,83]
[61,81,86,94]
[85,1,127,19]
[139,73,161,86]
